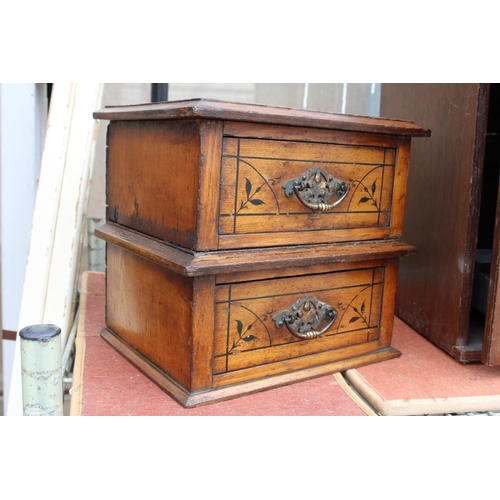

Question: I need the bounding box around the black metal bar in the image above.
[47,83,53,107]
[151,83,169,102]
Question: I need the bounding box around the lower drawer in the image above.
[213,266,386,382]
[101,238,403,408]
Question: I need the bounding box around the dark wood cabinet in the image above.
[380,83,500,365]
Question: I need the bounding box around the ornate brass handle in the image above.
[282,166,349,212]
[272,296,337,340]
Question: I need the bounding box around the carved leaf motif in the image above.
[359,197,370,204]
[371,181,377,195]
[349,316,361,324]
[249,199,265,205]
[245,178,252,197]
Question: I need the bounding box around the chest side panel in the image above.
[106,120,202,249]
[106,243,194,390]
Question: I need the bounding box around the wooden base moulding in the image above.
[101,327,400,408]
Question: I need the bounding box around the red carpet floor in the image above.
[71,272,368,416]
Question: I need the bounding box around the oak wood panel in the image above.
[219,213,390,237]
[201,347,400,405]
[218,227,396,249]
[106,120,202,249]
[196,121,223,250]
[215,258,394,284]
[94,98,431,137]
[190,275,216,390]
[213,331,374,374]
[229,137,388,163]
[219,266,381,300]
[106,244,194,390]
[212,341,397,388]
[390,138,411,237]
[223,121,402,147]
[381,84,488,356]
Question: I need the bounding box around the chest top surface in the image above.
[94,98,430,137]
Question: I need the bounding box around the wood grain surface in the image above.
[97,98,423,405]
[219,137,395,241]
[101,242,401,405]
[106,243,194,390]
[105,111,415,250]
[94,98,431,137]
[96,222,416,277]
[381,83,488,358]
[106,119,205,249]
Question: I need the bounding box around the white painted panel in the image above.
[16,83,76,332]
[42,84,104,345]
[7,83,103,416]
[0,84,44,331]
[2,339,15,412]
[0,83,47,410]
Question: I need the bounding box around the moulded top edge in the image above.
[93,98,431,137]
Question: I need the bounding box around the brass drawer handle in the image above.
[273,296,337,340]
[283,166,349,212]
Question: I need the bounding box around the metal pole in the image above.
[151,83,169,102]
[19,324,63,416]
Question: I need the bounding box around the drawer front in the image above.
[213,264,392,380]
[219,137,400,247]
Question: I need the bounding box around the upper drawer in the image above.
[218,132,409,249]
[218,118,410,248]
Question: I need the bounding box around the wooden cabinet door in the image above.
[380,84,495,363]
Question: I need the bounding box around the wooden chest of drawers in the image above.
[93,99,429,407]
